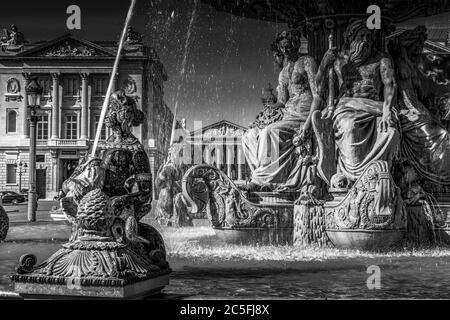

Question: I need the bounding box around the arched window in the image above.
[7,109,17,133]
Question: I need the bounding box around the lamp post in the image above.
[25,77,43,222]
[14,161,27,192]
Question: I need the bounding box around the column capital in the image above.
[108,71,119,80]
[22,72,33,81]
[50,73,60,80]
[80,72,90,80]
[50,149,58,159]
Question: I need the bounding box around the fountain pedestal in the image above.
[323,161,407,249]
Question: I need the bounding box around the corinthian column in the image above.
[80,73,89,140]
[237,144,243,181]
[50,73,60,139]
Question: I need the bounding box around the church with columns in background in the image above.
[188,120,251,184]
[0,26,172,199]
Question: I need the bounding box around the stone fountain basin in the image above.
[326,229,406,250]
[213,227,293,246]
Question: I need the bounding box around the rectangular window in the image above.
[64,76,80,96]
[36,155,45,162]
[38,77,51,97]
[6,164,16,184]
[37,115,49,140]
[94,115,107,140]
[93,76,108,96]
[65,115,78,139]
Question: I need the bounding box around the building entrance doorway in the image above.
[36,169,46,199]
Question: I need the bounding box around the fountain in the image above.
[181,0,450,249]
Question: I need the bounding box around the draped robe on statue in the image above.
[332,56,400,182]
[333,97,400,181]
[396,57,450,186]
[242,56,315,190]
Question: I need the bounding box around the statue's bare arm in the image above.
[304,55,324,131]
[379,56,397,132]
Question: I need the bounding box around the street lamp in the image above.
[25,77,43,222]
[14,161,27,192]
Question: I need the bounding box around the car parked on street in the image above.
[0,191,26,204]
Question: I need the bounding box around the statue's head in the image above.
[271,30,302,64]
[105,90,144,136]
[10,24,17,32]
[344,19,375,65]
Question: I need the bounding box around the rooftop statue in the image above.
[0,24,25,51]
[123,26,144,54]
[13,90,170,298]
[242,29,323,192]
[316,19,400,187]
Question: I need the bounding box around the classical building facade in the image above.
[0,26,172,199]
[187,120,251,183]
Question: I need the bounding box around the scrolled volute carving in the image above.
[326,161,406,230]
[182,165,287,229]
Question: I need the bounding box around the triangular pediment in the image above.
[191,120,247,138]
[18,34,115,57]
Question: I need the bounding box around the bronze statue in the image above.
[13,91,170,298]
[242,30,323,192]
[155,137,193,227]
[317,19,399,187]
[1,24,25,48]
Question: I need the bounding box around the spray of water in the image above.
[170,0,199,145]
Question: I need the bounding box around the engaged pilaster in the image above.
[80,73,89,140]
[50,73,60,139]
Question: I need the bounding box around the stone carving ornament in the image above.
[7,78,20,94]
[325,160,406,230]
[5,78,22,102]
[44,41,96,57]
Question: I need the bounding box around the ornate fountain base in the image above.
[214,226,293,245]
[324,161,407,250]
[326,229,406,250]
[430,194,450,245]
[182,165,294,245]
[12,223,171,299]
[14,274,169,299]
